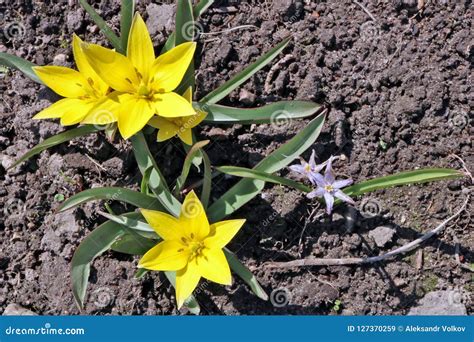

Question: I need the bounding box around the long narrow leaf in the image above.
[79,0,123,52]
[131,132,181,217]
[111,232,157,255]
[175,0,196,93]
[216,166,311,192]
[8,125,102,170]
[200,101,320,124]
[0,52,41,84]
[344,168,464,197]
[58,187,164,212]
[200,37,291,104]
[71,212,140,309]
[98,211,157,239]
[200,150,212,209]
[174,140,210,196]
[208,112,326,222]
[224,248,268,300]
[193,0,214,18]
[120,0,135,50]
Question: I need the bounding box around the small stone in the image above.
[3,304,37,316]
[368,226,396,247]
[53,54,67,65]
[238,89,256,105]
[408,291,467,315]
[146,3,175,36]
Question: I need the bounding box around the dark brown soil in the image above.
[0,0,472,315]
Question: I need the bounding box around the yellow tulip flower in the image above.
[32,34,110,126]
[81,13,197,139]
[139,191,245,308]
[148,87,207,145]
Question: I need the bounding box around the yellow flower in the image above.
[139,191,245,308]
[32,34,110,126]
[148,87,207,145]
[81,13,197,139]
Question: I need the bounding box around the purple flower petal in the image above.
[333,178,353,189]
[289,164,306,174]
[307,187,325,199]
[334,190,355,205]
[309,172,325,186]
[309,150,316,169]
[323,192,334,214]
[324,157,335,184]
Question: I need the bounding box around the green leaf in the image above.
[224,249,268,301]
[344,168,464,197]
[200,37,291,104]
[8,125,102,170]
[120,0,135,52]
[200,150,212,209]
[175,0,196,93]
[193,0,214,18]
[164,271,201,315]
[199,101,321,124]
[79,0,123,52]
[131,132,181,217]
[111,232,157,255]
[134,268,149,279]
[208,112,326,222]
[98,211,158,239]
[140,166,153,195]
[0,52,41,84]
[71,212,140,309]
[216,166,311,192]
[174,140,210,196]
[160,32,176,54]
[58,187,164,213]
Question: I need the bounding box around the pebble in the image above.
[3,303,37,316]
[53,53,67,65]
[408,290,467,315]
[368,226,396,248]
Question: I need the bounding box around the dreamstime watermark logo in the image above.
[92,287,115,308]
[89,109,116,130]
[270,110,292,130]
[270,287,291,307]
[359,198,382,218]
[359,21,379,42]
[3,198,26,217]
[182,197,203,219]
[448,111,469,129]
[181,21,203,41]
[3,21,26,40]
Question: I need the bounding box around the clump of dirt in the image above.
[0,0,472,315]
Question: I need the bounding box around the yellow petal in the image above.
[81,42,139,92]
[127,13,155,80]
[81,93,120,125]
[153,92,195,118]
[197,248,232,285]
[33,66,89,98]
[140,209,182,241]
[138,240,189,271]
[179,190,210,240]
[150,42,196,92]
[188,110,207,128]
[205,219,246,249]
[175,261,201,309]
[149,117,180,142]
[33,98,82,119]
[117,95,155,139]
[183,86,192,103]
[59,101,95,126]
[72,34,108,95]
[177,128,193,145]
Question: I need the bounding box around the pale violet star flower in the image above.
[307,156,355,214]
[289,150,325,185]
